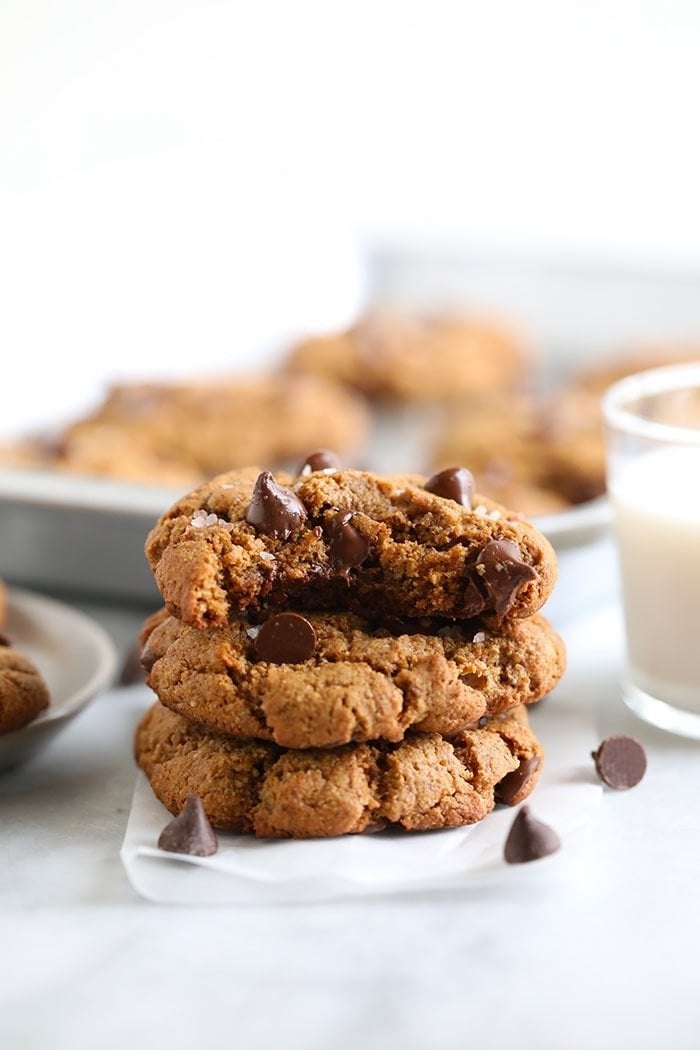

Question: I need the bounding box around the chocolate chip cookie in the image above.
[0,641,50,733]
[3,374,369,486]
[135,702,543,837]
[287,310,527,403]
[146,466,557,628]
[433,389,607,515]
[143,610,565,748]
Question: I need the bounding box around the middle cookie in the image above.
[143,609,565,749]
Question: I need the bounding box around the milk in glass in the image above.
[611,447,700,713]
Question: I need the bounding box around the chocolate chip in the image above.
[327,511,369,571]
[460,576,488,618]
[0,631,12,647]
[140,644,157,674]
[495,756,542,806]
[298,449,341,476]
[245,471,308,540]
[592,736,647,790]
[425,467,475,508]
[463,714,491,730]
[504,805,560,864]
[157,794,218,857]
[476,539,536,618]
[254,612,317,664]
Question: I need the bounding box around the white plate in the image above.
[0,588,118,772]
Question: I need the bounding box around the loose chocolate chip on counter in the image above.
[0,631,12,647]
[592,736,647,790]
[327,511,370,571]
[245,470,308,540]
[476,539,536,618]
[495,756,542,806]
[424,467,475,508]
[298,449,341,476]
[157,794,218,857]
[254,612,317,664]
[504,805,560,864]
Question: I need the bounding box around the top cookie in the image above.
[146,465,557,629]
[287,310,527,403]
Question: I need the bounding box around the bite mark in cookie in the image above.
[146,468,557,629]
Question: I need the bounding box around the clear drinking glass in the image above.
[603,363,700,738]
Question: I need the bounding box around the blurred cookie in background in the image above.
[0,374,369,487]
[287,310,529,403]
[0,640,50,733]
[433,390,605,518]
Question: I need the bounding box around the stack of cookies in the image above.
[135,457,565,839]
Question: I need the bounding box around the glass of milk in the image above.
[604,363,700,737]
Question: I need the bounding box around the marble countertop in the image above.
[3,583,699,1050]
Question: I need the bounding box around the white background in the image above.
[2,1,700,430]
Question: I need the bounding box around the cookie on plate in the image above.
[143,610,565,748]
[145,466,557,628]
[135,702,543,837]
[72,374,369,478]
[0,642,50,733]
[6,375,369,487]
[287,310,527,403]
[433,389,607,516]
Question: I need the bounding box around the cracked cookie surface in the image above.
[135,702,543,837]
[143,610,565,748]
[146,468,557,629]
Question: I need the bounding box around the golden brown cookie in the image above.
[3,374,369,487]
[143,610,565,748]
[135,702,543,837]
[287,310,527,403]
[146,466,557,628]
[433,389,607,515]
[0,643,50,733]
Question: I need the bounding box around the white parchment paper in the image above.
[121,655,602,904]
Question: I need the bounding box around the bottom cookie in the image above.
[135,702,543,839]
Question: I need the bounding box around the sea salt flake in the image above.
[190,509,232,530]
[474,505,488,517]
[246,626,260,639]
[259,551,276,562]
[472,631,486,643]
